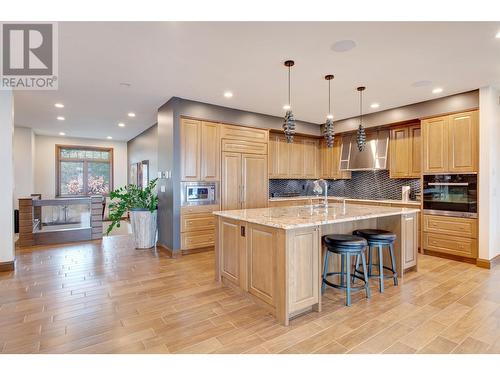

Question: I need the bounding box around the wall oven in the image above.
[181,182,218,206]
[423,174,477,218]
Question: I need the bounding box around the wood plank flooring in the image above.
[2,235,500,354]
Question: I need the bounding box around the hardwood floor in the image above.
[2,235,500,354]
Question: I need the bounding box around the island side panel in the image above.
[377,212,418,274]
[286,226,321,317]
[217,217,241,285]
[245,222,288,324]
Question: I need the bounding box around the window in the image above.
[56,145,113,196]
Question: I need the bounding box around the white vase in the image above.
[130,209,157,249]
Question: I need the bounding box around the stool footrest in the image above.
[323,271,368,293]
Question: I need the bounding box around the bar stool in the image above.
[322,234,371,306]
[352,229,398,293]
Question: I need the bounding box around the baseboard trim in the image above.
[156,243,181,258]
[0,260,15,272]
[423,249,476,265]
[181,246,214,256]
[476,254,500,269]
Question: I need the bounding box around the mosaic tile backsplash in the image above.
[269,170,421,200]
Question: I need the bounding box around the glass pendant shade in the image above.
[283,109,296,143]
[324,117,334,148]
[283,60,296,143]
[356,86,367,151]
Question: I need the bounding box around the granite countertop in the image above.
[214,203,420,230]
[268,195,421,207]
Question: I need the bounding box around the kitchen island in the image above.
[214,203,420,325]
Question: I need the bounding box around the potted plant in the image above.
[106,178,159,249]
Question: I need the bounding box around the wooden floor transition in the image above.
[2,235,500,354]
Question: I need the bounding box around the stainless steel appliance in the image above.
[181,182,218,206]
[339,130,389,171]
[423,174,477,218]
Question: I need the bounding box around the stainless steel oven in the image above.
[423,174,477,218]
[181,182,218,206]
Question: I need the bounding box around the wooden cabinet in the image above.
[241,154,268,209]
[222,152,268,210]
[269,133,289,178]
[422,110,478,173]
[389,123,421,178]
[221,152,242,211]
[200,121,220,181]
[319,137,351,180]
[448,111,478,172]
[422,214,478,259]
[180,118,201,181]
[269,133,319,179]
[181,119,220,181]
[180,204,219,252]
[219,217,241,285]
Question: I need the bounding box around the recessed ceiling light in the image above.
[331,40,357,52]
[107,136,113,140]
[54,103,64,108]
[283,104,291,110]
[432,87,443,94]
[118,123,125,127]
[370,103,380,109]
[496,31,500,39]
[127,112,135,117]
[224,91,233,98]
[59,132,65,136]
[57,116,65,121]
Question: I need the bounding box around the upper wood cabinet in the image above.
[181,118,220,181]
[200,121,220,181]
[422,110,478,173]
[448,111,478,172]
[319,137,351,180]
[389,123,421,178]
[422,116,449,173]
[269,133,319,179]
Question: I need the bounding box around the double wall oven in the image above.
[422,174,477,218]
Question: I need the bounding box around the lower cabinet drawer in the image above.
[423,215,477,238]
[423,232,477,259]
[181,230,215,250]
[181,213,216,232]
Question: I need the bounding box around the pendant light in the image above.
[283,60,296,143]
[324,74,335,148]
[356,86,367,151]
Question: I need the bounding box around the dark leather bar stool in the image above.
[322,234,371,306]
[352,229,398,293]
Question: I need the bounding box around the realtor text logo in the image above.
[1,22,58,90]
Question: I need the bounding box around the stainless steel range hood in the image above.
[339,129,389,171]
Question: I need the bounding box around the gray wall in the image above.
[127,124,158,184]
[332,90,479,133]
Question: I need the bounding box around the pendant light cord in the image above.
[359,89,363,125]
[288,66,291,108]
[328,80,331,115]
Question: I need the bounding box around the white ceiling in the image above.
[13,21,500,141]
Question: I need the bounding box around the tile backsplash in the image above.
[269,170,420,200]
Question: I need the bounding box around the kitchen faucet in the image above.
[313,179,328,208]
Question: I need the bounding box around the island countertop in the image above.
[213,203,420,230]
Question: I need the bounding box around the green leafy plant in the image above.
[106,178,159,235]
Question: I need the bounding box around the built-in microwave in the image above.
[422,174,477,218]
[181,182,218,206]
